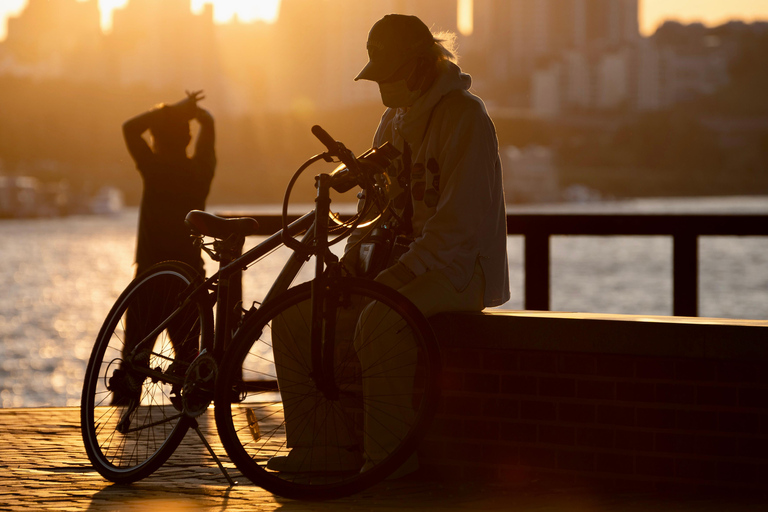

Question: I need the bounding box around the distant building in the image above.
[108,1,223,91]
[502,145,560,204]
[595,47,632,110]
[472,0,638,110]
[636,37,662,111]
[0,176,40,217]
[0,0,104,82]
[263,0,459,113]
[0,0,757,118]
[531,63,561,118]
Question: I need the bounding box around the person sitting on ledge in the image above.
[269,13,510,477]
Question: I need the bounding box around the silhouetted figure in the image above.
[123,91,215,275]
[270,14,510,477]
[112,92,215,412]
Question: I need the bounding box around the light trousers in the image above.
[273,260,486,465]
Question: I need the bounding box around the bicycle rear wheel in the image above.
[214,277,440,500]
[81,261,213,483]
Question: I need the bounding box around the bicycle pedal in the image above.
[245,408,261,442]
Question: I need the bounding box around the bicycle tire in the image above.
[214,277,440,500]
[81,261,214,483]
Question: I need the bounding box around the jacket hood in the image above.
[394,61,471,145]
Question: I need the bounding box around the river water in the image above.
[1,196,767,408]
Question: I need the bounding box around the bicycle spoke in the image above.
[215,278,439,500]
[82,262,212,483]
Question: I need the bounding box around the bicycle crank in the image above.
[181,351,217,417]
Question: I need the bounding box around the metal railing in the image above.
[221,213,768,317]
[507,214,768,316]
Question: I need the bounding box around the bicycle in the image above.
[80,126,442,500]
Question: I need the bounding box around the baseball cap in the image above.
[355,14,434,82]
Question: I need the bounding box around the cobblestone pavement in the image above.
[1,407,767,511]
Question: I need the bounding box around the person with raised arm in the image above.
[123,90,216,277]
[112,92,216,413]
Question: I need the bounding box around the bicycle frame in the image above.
[81,125,422,493]
[126,180,348,377]
[127,127,397,394]
[125,211,314,364]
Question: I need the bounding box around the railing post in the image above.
[524,233,550,311]
[673,233,698,317]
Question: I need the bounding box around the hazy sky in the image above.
[1,0,768,40]
[640,0,768,33]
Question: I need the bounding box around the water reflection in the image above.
[2,199,768,408]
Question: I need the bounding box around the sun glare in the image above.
[99,0,282,33]
[191,0,281,24]
[0,0,281,40]
[98,0,129,33]
[2,0,768,41]
[641,0,768,35]
[0,0,27,40]
[457,0,473,36]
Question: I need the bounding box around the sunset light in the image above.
[639,0,768,35]
[3,0,768,40]
[0,0,282,38]
[97,0,128,32]
[0,0,26,40]
[191,0,281,25]
[457,0,473,36]
[3,0,768,444]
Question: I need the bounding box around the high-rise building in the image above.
[107,0,220,90]
[0,0,649,116]
[1,0,103,81]
[469,0,640,113]
[259,0,460,112]
[473,0,638,81]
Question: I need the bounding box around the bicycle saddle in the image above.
[185,210,260,239]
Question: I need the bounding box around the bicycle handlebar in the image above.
[311,125,337,153]
[312,125,358,171]
[281,125,401,254]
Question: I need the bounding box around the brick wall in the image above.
[421,312,768,493]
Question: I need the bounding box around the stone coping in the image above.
[430,310,768,361]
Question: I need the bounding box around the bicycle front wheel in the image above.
[214,277,441,500]
[81,261,213,483]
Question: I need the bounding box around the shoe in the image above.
[266,446,361,473]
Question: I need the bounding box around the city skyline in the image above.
[2,0,768,40]
[0,0,766,210]
[1,0,762,118]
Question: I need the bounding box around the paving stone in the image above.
[1,407,767,511]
